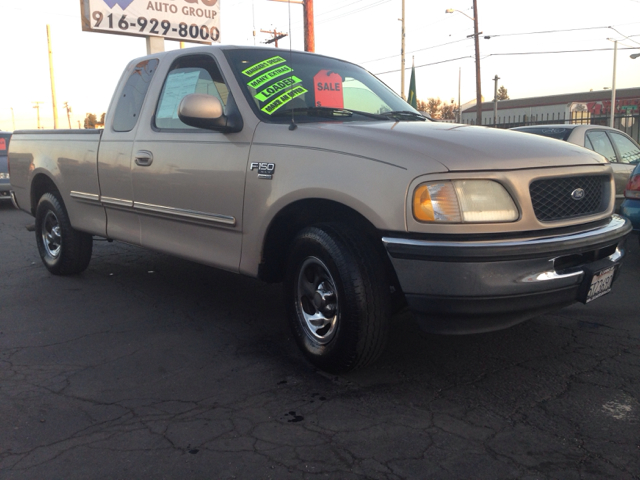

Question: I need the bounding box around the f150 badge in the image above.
[250,162,276,179]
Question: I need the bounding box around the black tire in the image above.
[284,224,391,373]
[35,192,93,275]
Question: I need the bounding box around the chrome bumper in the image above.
[383,215,632,334]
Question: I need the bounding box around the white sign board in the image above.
[82,0,220,44]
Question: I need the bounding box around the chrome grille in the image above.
[530,175,608,221]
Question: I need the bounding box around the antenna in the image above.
[288,0,297,131]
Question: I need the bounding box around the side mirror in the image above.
[178,94,242,132]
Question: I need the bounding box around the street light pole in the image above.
[446,5,482,126]
[472,0,482,126]
[400,0,405,100]
[611,39,617,128]
[493,74,500,127]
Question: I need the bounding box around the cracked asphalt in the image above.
[1,201,639,479]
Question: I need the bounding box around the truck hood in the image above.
[278,121,607,172]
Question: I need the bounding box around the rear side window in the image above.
[609,132,640,164]
[0,134,10,154]
[155,54,228,130]
[586,131,617,162]
[112,59,159,132]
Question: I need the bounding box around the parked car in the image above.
[511,124,640,209]
[620,162,640,242]
[0,131,12,201]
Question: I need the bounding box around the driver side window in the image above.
[155,55,229,130]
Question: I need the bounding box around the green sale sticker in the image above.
[254,76,302,102]
[242,56,286,77]
[261,86,308,115]
[247,65,293,90]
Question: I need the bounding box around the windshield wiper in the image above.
[380,110,429,121]
[272,106,388,120]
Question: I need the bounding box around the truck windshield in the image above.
[223,48,427,124]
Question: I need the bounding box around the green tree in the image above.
[84,113,97,129]
[425,97,443,118]
[440,102,457,120]
[497,86,509,101]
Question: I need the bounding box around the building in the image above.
[460,87,640,142]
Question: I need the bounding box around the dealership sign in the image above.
[81,0,220,44]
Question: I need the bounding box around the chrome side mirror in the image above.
[178,94,242,132]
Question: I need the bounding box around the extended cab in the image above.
[9,46,632,372]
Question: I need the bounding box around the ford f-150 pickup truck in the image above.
[9,45,632,372]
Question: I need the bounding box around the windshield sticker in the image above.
[261,85,308,115]
[242,56,286,77]
[314,70,344,108]
[254,76,303,102]
[247,65,293,89]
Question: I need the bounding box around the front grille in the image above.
[530,175,608,221]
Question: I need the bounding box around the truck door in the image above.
[131,53,250,271]
[99,58,159,245]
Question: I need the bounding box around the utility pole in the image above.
[472,0,482,126]
[611,39,617,128]
[11,107,16,131]
[303,0,315,52]
[32,102,43,129]
[46,25,59,129]
[267,0,314,52]
[261,28,288,47]
[493,74,500,127]
[63,102,72,129]
[400,0,406,99]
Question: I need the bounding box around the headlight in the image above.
[413,180,518,223]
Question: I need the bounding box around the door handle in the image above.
[135,150,153,167]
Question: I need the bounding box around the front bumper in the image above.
[383,215,632,334]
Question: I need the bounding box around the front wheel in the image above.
[35,192,93,275]
[284,224,391,373]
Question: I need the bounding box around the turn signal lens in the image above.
[624,173,640,199]
[413,180,518,223]
[413,182,462,222]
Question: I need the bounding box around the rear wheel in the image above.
[284,224,391,373]
[35,192,93,275]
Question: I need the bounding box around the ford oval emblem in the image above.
[571,188,585,201]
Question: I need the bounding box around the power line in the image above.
[374,56,473,75]
[485,46,639,57]
[363,24,639,67]
[373,46,639,75]
[315,0,392,26]
[360,37,470,65]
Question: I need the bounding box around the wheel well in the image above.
[30,174,60,216]
[258,199,402,298]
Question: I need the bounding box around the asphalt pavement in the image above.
[1,200,639,479]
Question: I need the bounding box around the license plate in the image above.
[582,266,616,303]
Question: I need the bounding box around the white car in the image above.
[512,124,640,208]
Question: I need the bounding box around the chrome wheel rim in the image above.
[296,257,339,345]
[42,211,62,258]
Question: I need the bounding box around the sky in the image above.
[0,0,639,131]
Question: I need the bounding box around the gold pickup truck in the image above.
[8,46,632,372]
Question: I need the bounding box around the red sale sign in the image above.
[314,70,343,109]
